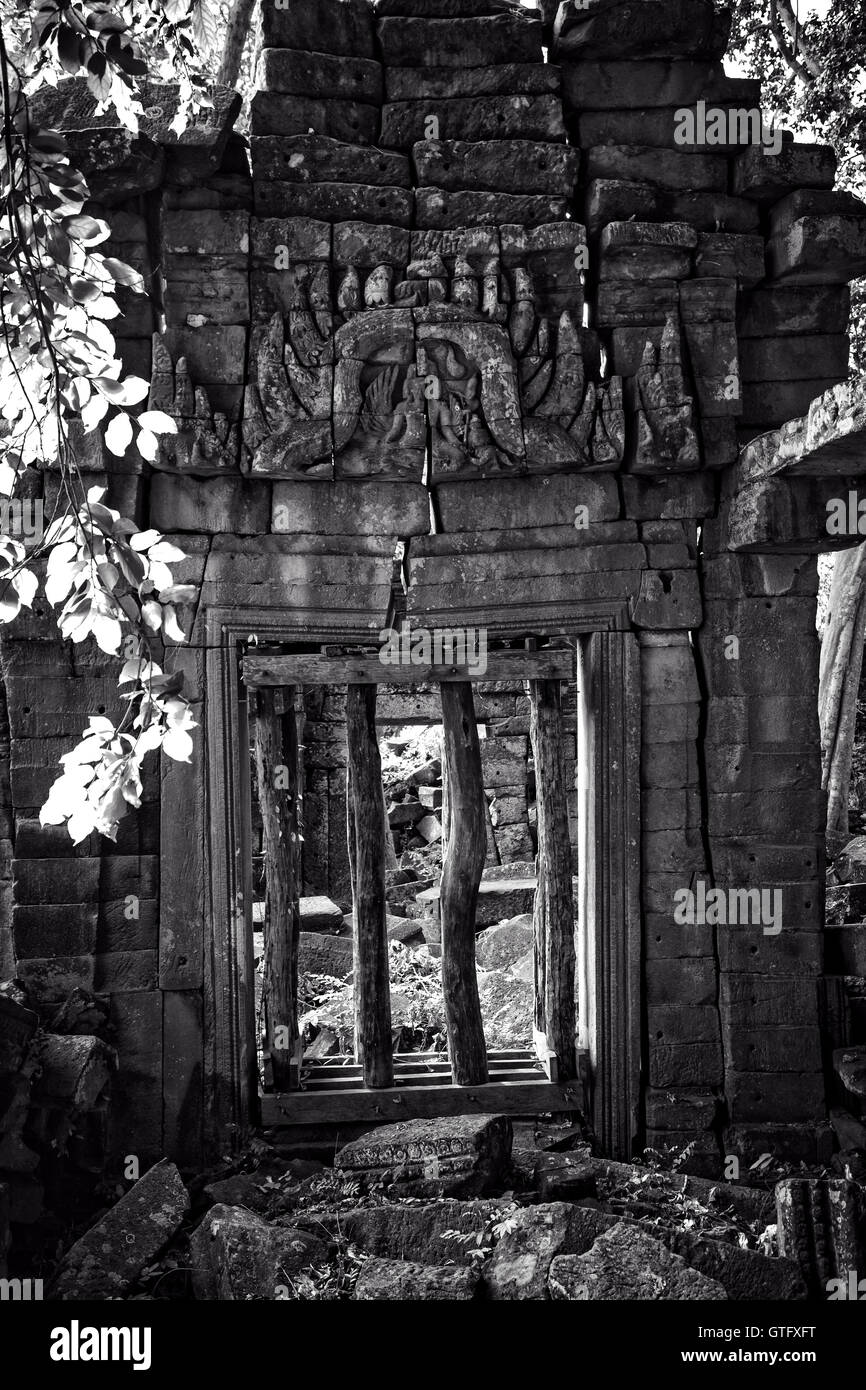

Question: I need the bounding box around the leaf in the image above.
[0,589,22,624]
[117,376,150,405]
[64,214,109,246]
[141,598,162,631]
[80,392,109,432]
[57,24,83,74]
[101,257,146,292]
[159,584,197,604]
[137,410,177,435]
[148,540,186,563]
[129,529,162,552]
[136,428,159,462]
[162,604,187,643]
[113,545,146,588]
[86,66,113,102]
[105,411,133,456]
[163,725,194,762]
[92,377,127,403]
[12,569,38,610]
[68,803,99,844]
[92,612,123,654]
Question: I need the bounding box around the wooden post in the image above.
[529,678,577,1082]
[253,686,300,1090]
[440,739,451,854]
[345,684,394,1089]
[439,682,488,1085]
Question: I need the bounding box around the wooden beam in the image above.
[261,1078,584,1126]
[345,684,394,1089]
[244,648,573,688]
[439,682,488,1085]
[253,687,300,1090]
[529,678,577,1082]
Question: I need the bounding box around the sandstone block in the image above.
[377,13,542,68]
[412,139,579,195]
[261,0,376,57]
[250,92,380,144]
[259,48,383,101]
[380,95,565,147]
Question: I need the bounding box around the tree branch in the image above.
[769,0,823,84]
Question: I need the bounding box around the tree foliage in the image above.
[0,0,223,841]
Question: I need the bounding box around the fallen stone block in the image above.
[476,914,534,970]
[189,1204,328,1299]
[0,992,38,1071]
[335,1114,513,1195]
[654,1227,807,1300]
[298,932,353,977]
[485,1201,617,1299]
[355,1257,480,1299]
[328,1199,506,1264]
[299,895,345,932]
[417,876,536,926]
[549,1223,727,1299]
[50,1160,189,1299]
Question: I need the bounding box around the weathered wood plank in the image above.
[439,681,488,1085]
[261,1078,584,1125]
[529,678,577,1082]
[244,649,573,687]
[253,687,300,1090]
[298,1064,539,1091]
[346,684,394,1089]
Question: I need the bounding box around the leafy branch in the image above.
[0,0,220,841]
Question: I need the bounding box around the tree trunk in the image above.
[439,682,488,1084]
[253,687,299,1090]
[217,0,257,88]
[820,544,866,843]
[345,684,394,1088]
[529,678,577,1080]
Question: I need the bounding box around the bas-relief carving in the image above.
[147,217,705,480]
[632,314,701,473]
[148,336,240,476]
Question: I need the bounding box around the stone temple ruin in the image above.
[3,0,866,1301]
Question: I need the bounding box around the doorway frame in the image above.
[200,599,642,1157]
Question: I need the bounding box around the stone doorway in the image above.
[202,609,641,1156]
